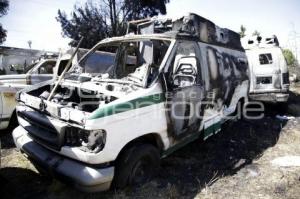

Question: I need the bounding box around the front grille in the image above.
[256,76,272,84]
[18,110,67,150]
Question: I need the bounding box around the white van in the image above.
[243,35,289,102]
[0,49,89,130]
[13,14,249,192]
[0,58,61,129]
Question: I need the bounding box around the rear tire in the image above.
[113,144,160,189]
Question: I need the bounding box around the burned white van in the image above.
[243,35,289,102]
[13,14,249,191]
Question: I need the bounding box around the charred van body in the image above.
[13,14,249,192]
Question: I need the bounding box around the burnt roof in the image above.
[127,13,244,51]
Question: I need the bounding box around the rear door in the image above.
[250,49,281,92]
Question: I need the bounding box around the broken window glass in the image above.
[78,39,170,87]
[169,41,199,88]
[80,46,118,75]
[256,76,272,84]
[31,60,56,74]
[259,53,273,65]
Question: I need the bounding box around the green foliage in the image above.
[56,0,170,48]
[239,25,246,38]
[56,2,110,49]
[252,30,261,37]
[0,0,9,16]
[283,49,297,66]
[0,0,9,44]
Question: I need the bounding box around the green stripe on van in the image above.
[88,93,165,120]
[203,121,221,139]
[162,121,222,158]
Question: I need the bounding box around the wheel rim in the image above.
[130,158,151,185]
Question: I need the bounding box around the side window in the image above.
[170,42,200,88]
[115,43,138,78]
[38,61,56,74]
[84,50,117,74]
[259,53,273,65]
[80,46,118,75]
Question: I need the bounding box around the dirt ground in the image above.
[1,85,300,199]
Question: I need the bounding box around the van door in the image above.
[252,50,281,92]
[164,41,205,139]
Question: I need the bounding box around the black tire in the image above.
[113,144,160,189]
[277,102,288,114]
[7,111,18,131]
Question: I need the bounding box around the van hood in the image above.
[16,76,144,124]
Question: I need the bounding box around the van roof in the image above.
[242,35,280,50]
[95,14,244,52]
[125,13,244,51]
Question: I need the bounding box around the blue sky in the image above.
[1,0,300,57]
[1,0,86,51]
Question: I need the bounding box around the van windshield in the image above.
[76,39,170,86]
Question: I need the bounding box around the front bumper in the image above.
[13,126,114,192]
[249,92,289,102]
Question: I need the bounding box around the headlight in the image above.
[64,128,106,153]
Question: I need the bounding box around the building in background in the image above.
[0,46,57,74]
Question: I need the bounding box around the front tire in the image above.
[113,144,160,189]
[8,111,18,131]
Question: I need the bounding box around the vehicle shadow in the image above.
[287,90,300,117]
[152,113,287,198]
[0,167,52,199]
[0,129,15,149]
[0,102,294,198]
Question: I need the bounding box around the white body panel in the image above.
[0,58,68,129]
[243,36,289,102]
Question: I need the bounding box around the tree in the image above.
[56,0,170,48]
[283,49,297,66]
[239,25,246,38]
[0,0,9,44]
[252,30,261,37]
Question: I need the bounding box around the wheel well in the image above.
[8,109,18,128]
[116,133,164,162]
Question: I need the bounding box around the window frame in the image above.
[259,53,273,65]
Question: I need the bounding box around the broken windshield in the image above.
[76,39,170,86]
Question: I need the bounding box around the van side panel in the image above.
[199,42,249,110]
